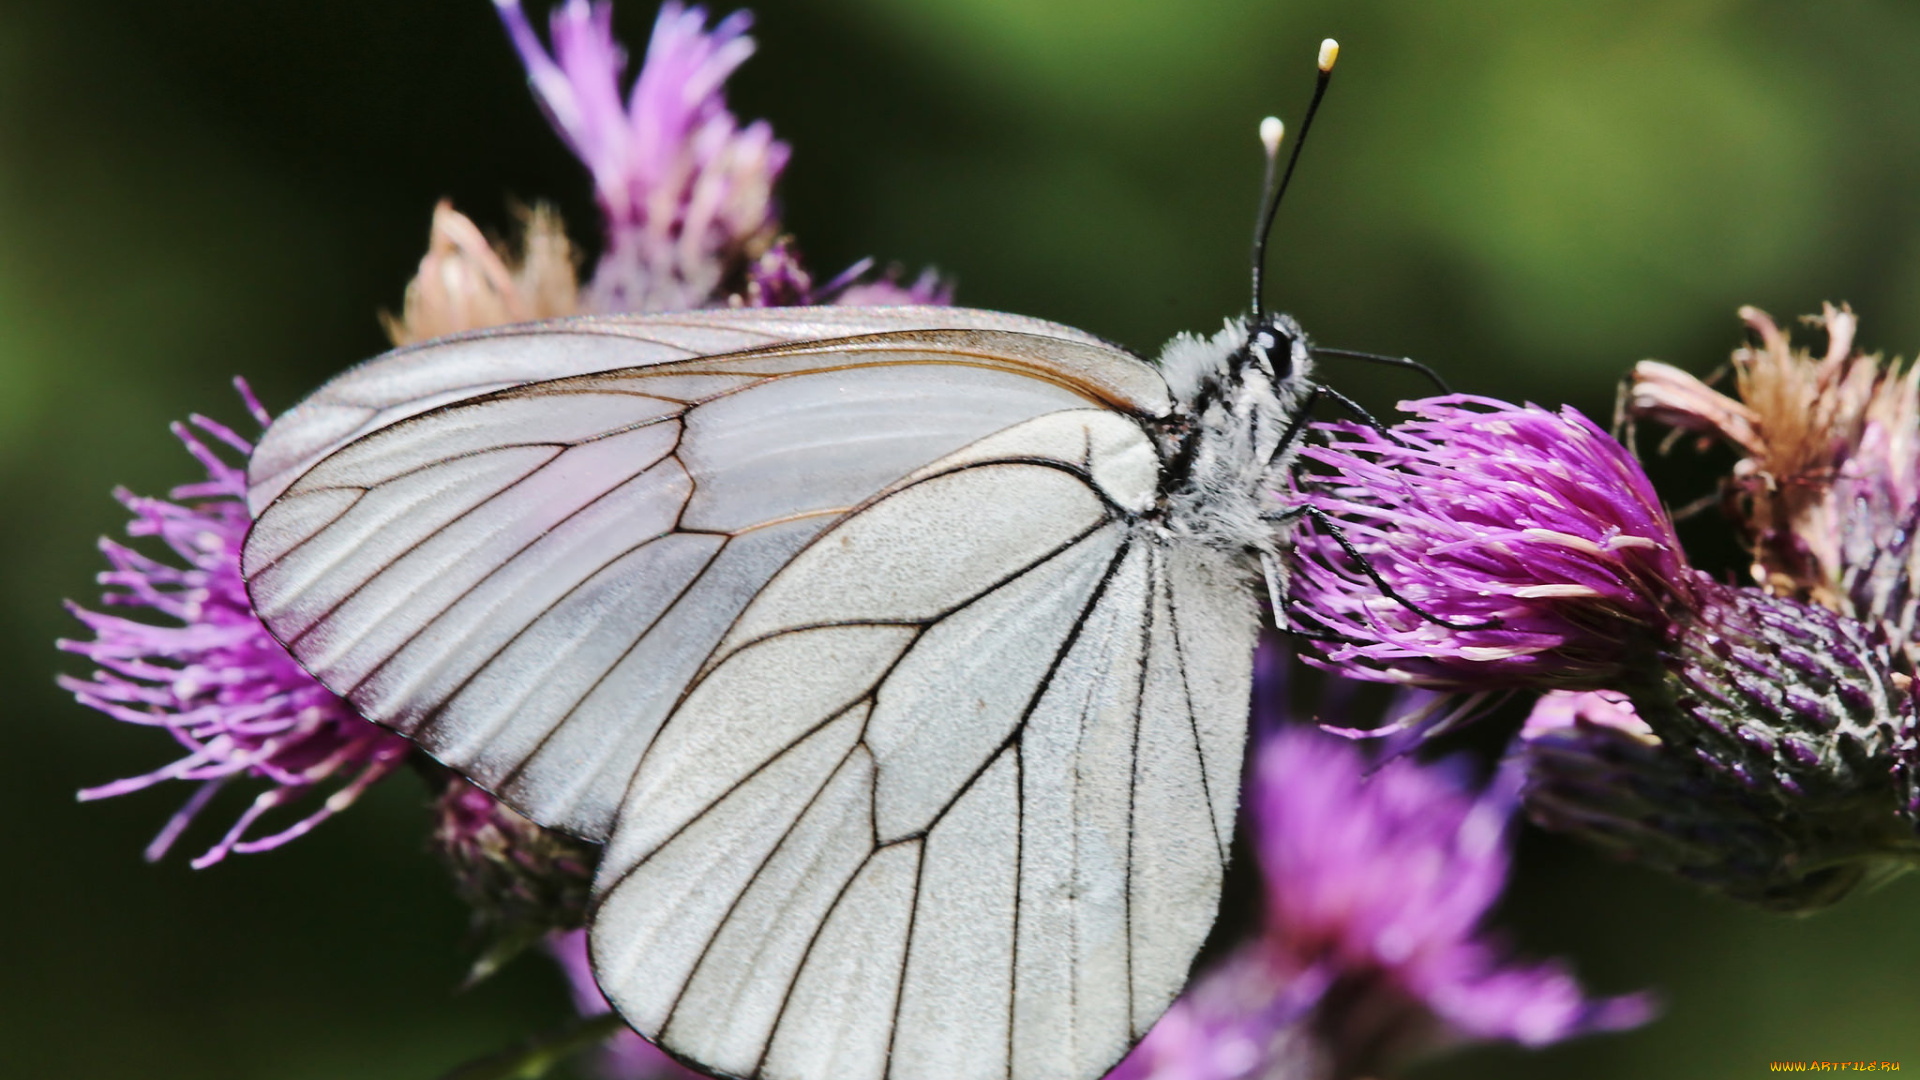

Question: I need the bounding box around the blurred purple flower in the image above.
[496,0,952,316]
[497,0,787,312]
[548,928,704,1080]
[59,383,410,868]
[1288,394,1694,690]
[1115,720,1651,1080]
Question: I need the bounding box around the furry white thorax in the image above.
[1152,315,1315,559]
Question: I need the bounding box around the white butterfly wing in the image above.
[246,306,1142,514]
[246,328,1163,840]
[242,325,1254,1080]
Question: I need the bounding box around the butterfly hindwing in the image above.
[585,410,1255,1080]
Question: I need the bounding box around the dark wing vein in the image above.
[1163,560,1227,866]
[652,735,868,1042]
[1121,547,1160,1036]
[410,524,715,749]
[344,452,690,699]
[283,418,685,644]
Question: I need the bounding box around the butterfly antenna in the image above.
[1249,116,1285,318]
[1250,38,1339,319]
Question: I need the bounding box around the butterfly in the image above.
[239,40,1450,1080]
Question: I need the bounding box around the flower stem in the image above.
[436,1012,629,1080]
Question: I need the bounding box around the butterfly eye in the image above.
[1246,322,1302,384]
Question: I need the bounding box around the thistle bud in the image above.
[429,773,597,982]
[1521,681,1910,913]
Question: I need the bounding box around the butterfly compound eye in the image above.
[1245,318,1300,383]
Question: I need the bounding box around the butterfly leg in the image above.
[1263,504,1500,632]
[1263,532,1448,644]
[1263,549,1423,646]
[1316,386,1400,442]
[1268,386,1325,469]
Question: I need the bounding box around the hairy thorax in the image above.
[1148,315,1316,559]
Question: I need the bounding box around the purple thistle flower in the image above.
[59,382,411,868]
[496,0,789,313]
[1288,394,1694,690]
[547,928,705,1080]
[1290,393,1920,907]
[1114,720,1651,1080]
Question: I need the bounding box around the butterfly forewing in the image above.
[245,306,1157,514]
[241,318,1255,1080]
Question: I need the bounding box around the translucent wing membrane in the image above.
[242,323,1253,1080]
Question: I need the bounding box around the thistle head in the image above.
[1289,395,1693,690]
[429,773,599,983]
[1519,687,1916,912]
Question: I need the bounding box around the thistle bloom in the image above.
[59,386,411,867]
[1288,394,1692,689]
[1114,722,1650,1080]
[1289,391,1920,908]
[497,0,787,312]
[496,0,950,315]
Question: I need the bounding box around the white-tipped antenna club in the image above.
[1250,40,1342,317]
[1259,116,1285,158]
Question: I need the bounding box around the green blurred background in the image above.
[7,0,1920,1076]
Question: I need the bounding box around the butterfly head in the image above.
[1240,311,1313,393]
